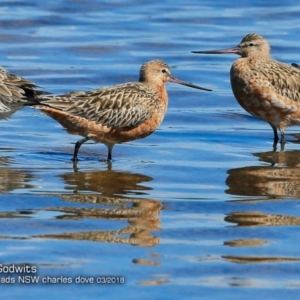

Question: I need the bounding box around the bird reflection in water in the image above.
[60,168,153,197]
[222,255,300,264]
[37,169,161,247]
[223,149,300,264]
[40,195,161,247]
[0,156,35,193]
[226,149,300,197]
[225,211,300,227]
[222,209,300,265]
[223,213,300,264]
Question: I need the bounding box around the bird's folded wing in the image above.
[39,84,154,128]
[267,63,300,103]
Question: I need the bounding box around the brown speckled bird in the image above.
[0,66,44,114]
[35,59,211,162]
[192,33,300,149]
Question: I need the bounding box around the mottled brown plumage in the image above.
[193,33,300,148]
[0,67,44,113]
[35,59,211,162]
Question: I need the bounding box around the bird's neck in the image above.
[238,55,271,65]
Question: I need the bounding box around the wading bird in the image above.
[35,59,211,162]
[193,33,300,149]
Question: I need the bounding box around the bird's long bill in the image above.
[192,46,240,55]
[169,76,212,91]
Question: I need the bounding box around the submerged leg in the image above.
[269,123,279,150]
[107,144,114,161]
[280,131,285,151]
[73,137,89,162]
[278,123,286,151]
[269,123,279,144]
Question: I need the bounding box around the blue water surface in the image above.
[0,0,300,299]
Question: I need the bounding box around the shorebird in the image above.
[0,66,44,114]
[192,33,300,149]
[35,59,211,162]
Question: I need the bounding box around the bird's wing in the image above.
[0,70,30,112]
[0,67,44,103]
[265,62,300,102]
[40,83,154,128]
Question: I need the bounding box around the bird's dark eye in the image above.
[162,69,167,73]
[249,43,254,47]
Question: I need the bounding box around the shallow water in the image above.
[1,0,300,299]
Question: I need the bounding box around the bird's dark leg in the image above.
[280,131,285,151]
[269,123,279,151]
[73,137,89,163]
[107,144,114,161]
